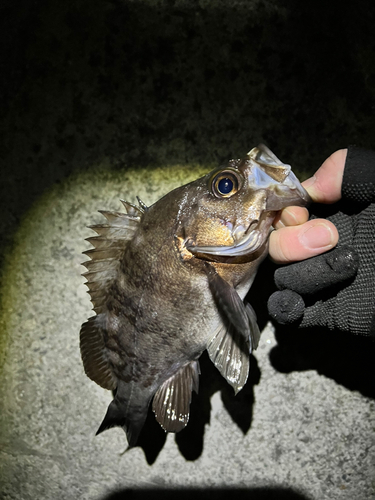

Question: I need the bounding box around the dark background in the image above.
[1,0,375,256]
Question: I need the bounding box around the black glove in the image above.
[267,146,375,337]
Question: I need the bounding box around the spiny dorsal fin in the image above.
[120,199,145,216]
[152,361,200,433]
[82,202,142,313]
[136,196,148,212]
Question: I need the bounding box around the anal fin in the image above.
[152,361,200,433]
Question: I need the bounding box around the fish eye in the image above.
[211,170,242,198]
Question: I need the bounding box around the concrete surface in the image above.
[0,165,374,500]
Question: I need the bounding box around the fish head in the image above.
[182,144,311,259]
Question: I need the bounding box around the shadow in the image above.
[132,405,168,465]
[134,351,261,464]
[246,258,279,332]
[247,251,375,399]
[270,325,375,399]
[257,200,375,398]
[101,487,312,500]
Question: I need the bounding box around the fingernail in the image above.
[300,223,335,250]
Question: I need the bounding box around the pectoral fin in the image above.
[204,265,261,393]
[206,302,259,394]
[205,264,251,347]
[245,302,261,351]
[207,323,249,394]
[152,361,200,433]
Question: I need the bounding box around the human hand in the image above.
[269,149,346,264]
[267,146,375,336]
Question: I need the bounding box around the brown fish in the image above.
[80,144,311,446]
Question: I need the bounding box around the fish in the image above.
[80,144,311,447]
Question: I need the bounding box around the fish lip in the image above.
[278,170,312,206]
[247,144,312,210]
[187,218,268,258]
[232,219,258,244]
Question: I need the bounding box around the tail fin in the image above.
[96,398,147,448]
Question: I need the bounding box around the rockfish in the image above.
[80,144,310,446]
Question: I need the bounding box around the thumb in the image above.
[269,219,338,264]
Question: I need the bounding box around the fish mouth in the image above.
[187,144,311,259]
[187,217,270,258]
[247,145,312,210]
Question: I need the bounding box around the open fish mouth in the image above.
[187,144,311,258]
[187,218,268,257]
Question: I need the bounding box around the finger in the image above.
[269,219,339,264]
[274,246,359,293]
[302,149,347,204]
[273,206,309,229]
[274,148,346,229]
[267,290,305,325]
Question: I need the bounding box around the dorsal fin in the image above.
[120,199,145,216]
[80,201,142,389]
[136,196,148,212]
[82,203,141,314]
[80,315,117,390]
[152,361,200,433]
